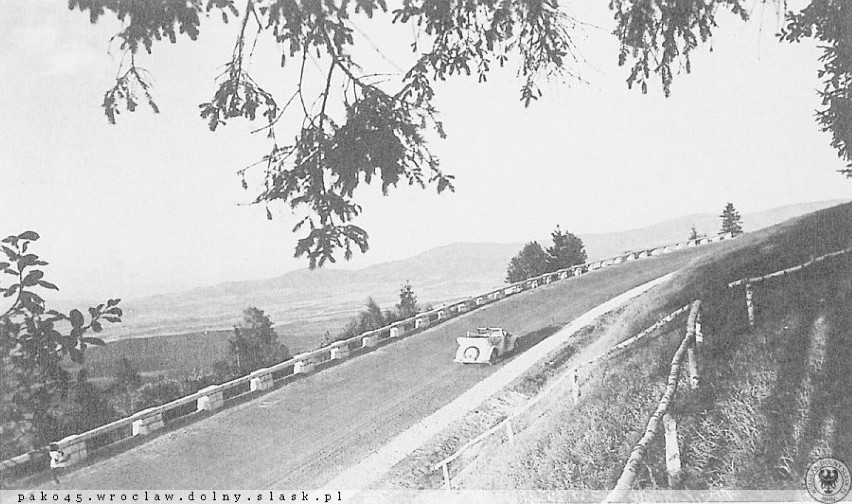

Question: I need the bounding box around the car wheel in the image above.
[489,349,498,365]
[463,347,480,361]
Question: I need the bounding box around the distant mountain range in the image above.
[94,199,848,346]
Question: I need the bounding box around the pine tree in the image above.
[396,282,419,319]
[719,203,744,236]
[547,226,587,271]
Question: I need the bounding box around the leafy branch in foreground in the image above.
[779,0,852,176]
[70,0,581,267]
[0,231,122,458]
[67,0,851,266]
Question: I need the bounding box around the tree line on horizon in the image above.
[506,226,587,284]
[505,202,745,288]
[689,202,745,240]
[323,281,425,346]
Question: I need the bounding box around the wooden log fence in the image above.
[433,303,694,490]
[727,247,851,328]
[0,233,733,483]
[603,300,702,503]
[601,248,851,500]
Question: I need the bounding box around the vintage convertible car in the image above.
[454,327,520,364]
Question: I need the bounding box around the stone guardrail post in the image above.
[57,435,88,465]
[294,360,316,374]
[415,316,430,329]
[361,334,379,348]
[250,369,274,392]
[330,344,351,360]
[197,385,224,412]
[132,409,165,436]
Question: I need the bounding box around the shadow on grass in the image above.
[519,325,562,352]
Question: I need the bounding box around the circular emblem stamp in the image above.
[806,457,851,503]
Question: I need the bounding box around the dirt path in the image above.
[37,247,717,490]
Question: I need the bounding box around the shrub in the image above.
[132,379,184,412]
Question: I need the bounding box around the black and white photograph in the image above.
[1,1,851,502]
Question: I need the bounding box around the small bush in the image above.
[132,379,184,412]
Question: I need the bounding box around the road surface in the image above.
[40,247,718,489]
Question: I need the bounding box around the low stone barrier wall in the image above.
[0,232,735,482]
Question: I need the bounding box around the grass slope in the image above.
[445,202,852,491]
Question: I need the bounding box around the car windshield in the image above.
[466,329,501,338]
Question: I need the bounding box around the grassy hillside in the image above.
[443,202,851,491]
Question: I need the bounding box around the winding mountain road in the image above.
[43,246,720,490]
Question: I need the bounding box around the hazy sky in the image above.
[2,1,850,301]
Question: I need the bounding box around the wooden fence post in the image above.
[442,461,451,489]
[571,367,580,404]
[663,413,682,487]
[745,282,755,328]
[687,343,699,390]
[695,313,703,345]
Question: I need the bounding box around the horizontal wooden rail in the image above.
[577,305,691,370]
[728,247,851,288]
[603,300,701,503]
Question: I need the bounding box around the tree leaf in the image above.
[82,336,105,346]
[38,280,59,291]
[17,231,40,241]
[69,309,84,329]
[22,270,44,287]
[2,246,18,261]
[17,254,39,269]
